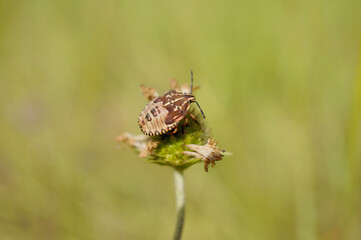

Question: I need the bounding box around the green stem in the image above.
[173,169,185,240]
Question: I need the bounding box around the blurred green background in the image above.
[1,0,361,239]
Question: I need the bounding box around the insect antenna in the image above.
[190,70,193,94]
[194,101,206,119]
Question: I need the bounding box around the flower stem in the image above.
[173,169,185,240]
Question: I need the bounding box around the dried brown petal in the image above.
[170,79,199,94]
[115,132,148,152]
[139,141,159,158]
[183,138,225,172]
[140,85,159,101]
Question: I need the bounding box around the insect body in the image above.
[138,71,205,136]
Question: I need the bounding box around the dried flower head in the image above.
[183,138,225,172]
[170,78,199,94]
[116,132,148,152]
[139,140,159,158]
[117,77,227,172]
[140,85,159,101]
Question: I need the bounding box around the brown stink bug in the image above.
[138,71,205,136]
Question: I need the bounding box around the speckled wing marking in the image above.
[165,109,185,125]
[162,91,191,125]
[138,99,176,136]
[139,90,193,136]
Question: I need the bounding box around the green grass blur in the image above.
[0,0,361,239]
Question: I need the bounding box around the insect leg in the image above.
[181,117,188,134]
[188,112,200,125]
[183,117,188,126]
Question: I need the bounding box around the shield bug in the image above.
[138,71,205,136]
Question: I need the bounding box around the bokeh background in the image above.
[1,0,361,239]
